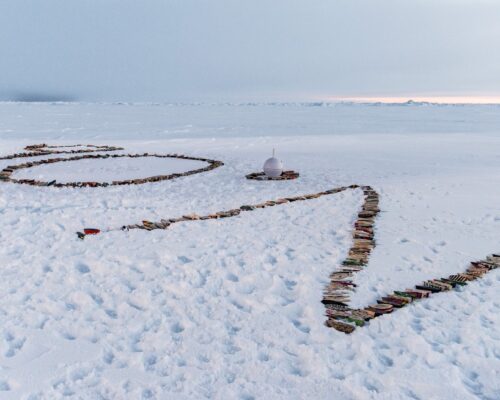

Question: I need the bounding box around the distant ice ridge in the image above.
[1,100,499,107]
[1,101,500,141]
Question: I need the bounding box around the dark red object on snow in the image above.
[84,228,100,235]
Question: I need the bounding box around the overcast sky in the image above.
[0,0,499,102]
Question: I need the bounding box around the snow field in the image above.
[0,103,499,399]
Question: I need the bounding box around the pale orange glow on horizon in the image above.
[321,95,500,105]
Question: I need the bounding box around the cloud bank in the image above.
[1,0,499,102]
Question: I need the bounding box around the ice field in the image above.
[0,102,499,399]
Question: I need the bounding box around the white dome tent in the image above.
[263,149,283,178]
[245,149,299,181]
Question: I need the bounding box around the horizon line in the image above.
[1,96,500,106]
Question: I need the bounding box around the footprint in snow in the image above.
[292,319,310,334]
[288,364,307,377]
[225,372,236,383]
[177,255,192,264]
[284,279,297,290]
[226,272,239,282]
[142,389,155,399]
[62,332,76,341]
[377,352,394,368]
[410,317,424,334]
[102,350,115,364]
[265,254,277,265]
[75,262,90,274]
[143,354,157,371]
[4,334,26,358]
[363,377,381,393]
[0,380,10,391]
[105,309,118,319]
[285,248,295,260]
[70,367,91,382]
[171,322,184,334]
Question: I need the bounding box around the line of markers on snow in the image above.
[0,144,223,188]
[1,144,499,334]
[78,183,499,334]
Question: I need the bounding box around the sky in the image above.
[0,0,499,102]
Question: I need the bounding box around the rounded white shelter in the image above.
[263,149,283,178]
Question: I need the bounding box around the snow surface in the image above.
[0,103,499,399]
[12,157,207,184]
